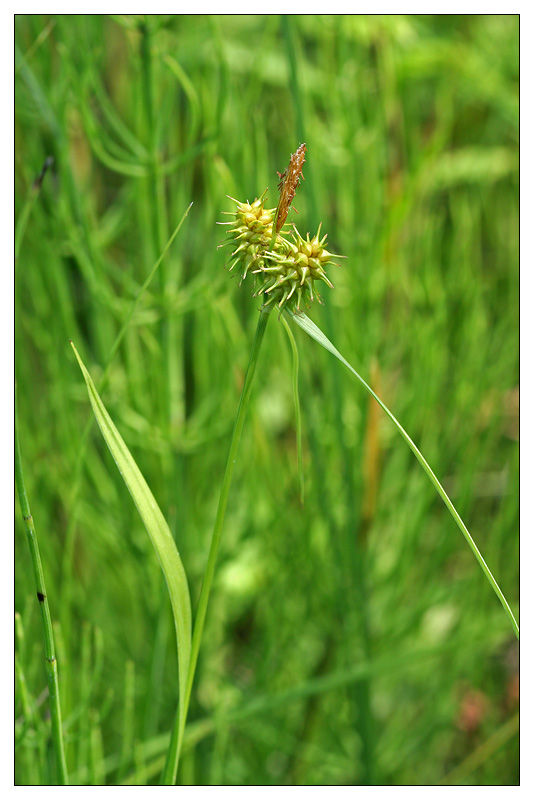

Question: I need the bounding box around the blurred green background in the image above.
[15,14,518,786]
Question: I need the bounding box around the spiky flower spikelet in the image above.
[252,225,339,311]
[223,193,277,284]
[220,146,344,314]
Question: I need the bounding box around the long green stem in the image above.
[138,23,178,742]
[15,388,69,785]
[161,308,271,784]
[139,19,170,419]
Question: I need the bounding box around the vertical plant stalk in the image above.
[162,308,271,784]
[118,661,136,782]
[15,389,69,785]
[138,21,177,742]
[139,19,171,428]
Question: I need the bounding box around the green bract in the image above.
[222,194,342,313]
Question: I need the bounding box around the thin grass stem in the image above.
[15,388,69,785]
[161,308,271,784]
[118,661,135,782]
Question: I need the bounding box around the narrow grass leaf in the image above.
[288,310,519,640]
[70,342,192,751]
[281,314,304,504]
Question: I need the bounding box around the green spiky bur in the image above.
[221,194,343,313]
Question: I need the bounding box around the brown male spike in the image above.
[275,143,306,232]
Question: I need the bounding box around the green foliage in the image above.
[15,14,518,786]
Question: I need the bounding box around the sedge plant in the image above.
[71,144,518,786]
[217,144,518,640]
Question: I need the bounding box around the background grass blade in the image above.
[288,310,519,640]
[70,342,192,779]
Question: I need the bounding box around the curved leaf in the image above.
[288,311,519,640]
[70,342,192,735]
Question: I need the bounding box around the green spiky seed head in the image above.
[222,197,343,314]
[220,148,344,314]
[223,194,276,284]
[253,225,340,312]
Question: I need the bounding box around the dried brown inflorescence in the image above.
[275,143,307,232]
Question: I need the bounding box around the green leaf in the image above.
[287,311,519,640]
[70,341,192,734]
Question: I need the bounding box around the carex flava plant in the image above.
[71,144,517,786]
[218,144,517,643]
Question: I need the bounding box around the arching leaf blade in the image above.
[70,341,192,720]
[287,310,518,640]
